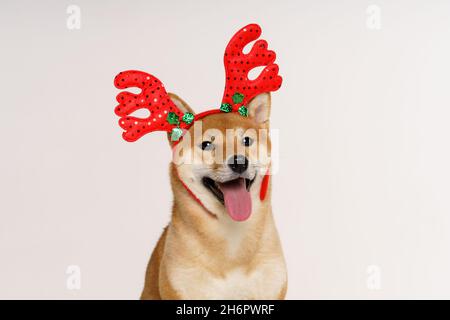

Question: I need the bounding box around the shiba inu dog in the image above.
[140,92,287,300]
[113,24,287,299]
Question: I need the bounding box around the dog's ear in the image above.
[247,92,271,125]
[168,93,195,115]
[167,93,195,146]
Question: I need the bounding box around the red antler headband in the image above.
[114,24,282,142]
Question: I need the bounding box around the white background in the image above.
[1,0,450,299]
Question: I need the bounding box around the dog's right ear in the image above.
[167,93,195,146]
[168,93,195,115]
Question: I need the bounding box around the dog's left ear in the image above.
[247,93,271,125]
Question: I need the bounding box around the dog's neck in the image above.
[168,164,275,266]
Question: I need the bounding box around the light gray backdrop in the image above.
[1,0,450,299]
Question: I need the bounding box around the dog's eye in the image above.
[200,141,215,151]
[242,136,253,147]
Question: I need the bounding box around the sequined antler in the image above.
[220,24,282,116]
[114,71,193,142]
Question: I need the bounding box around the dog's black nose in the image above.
[228,155,249,174]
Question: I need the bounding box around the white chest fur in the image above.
[167,257,286,300]
[164,208,286,299]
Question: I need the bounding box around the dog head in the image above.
[171,92,272,222]
[113,24,282,223]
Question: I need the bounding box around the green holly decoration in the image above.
[170,127,183,141]
[182,112,194,125]
[232,92,244,104]
[220,103,232,113]
[166,112,180,125]
[238,106,248,117]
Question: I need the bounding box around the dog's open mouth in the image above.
[202,176,255,222]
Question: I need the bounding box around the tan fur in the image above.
[141,93,287,300]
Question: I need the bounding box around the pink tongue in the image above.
[219,179,252,222]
